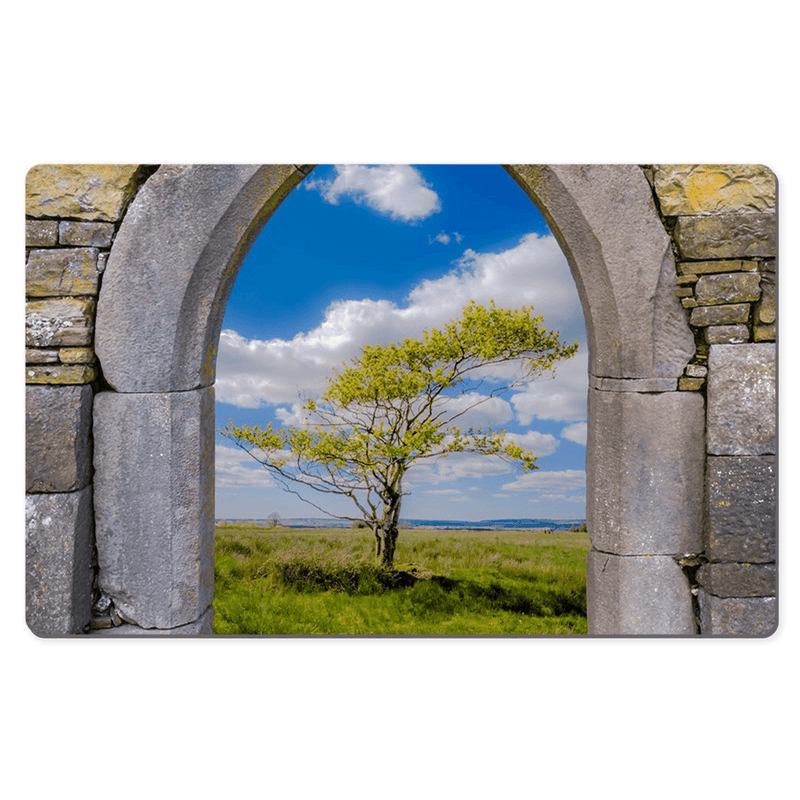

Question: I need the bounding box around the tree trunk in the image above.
[380,522,399,569]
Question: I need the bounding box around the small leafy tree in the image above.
[223,301,578,568]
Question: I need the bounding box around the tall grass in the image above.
[213,525,590,635]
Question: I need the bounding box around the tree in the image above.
[223,301,578,569]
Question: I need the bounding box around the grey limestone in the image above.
[25,297,95,347]
[695,272,761,305]
[505,165,695,381]
[93,387,215,629]
[586,549,696,635]
[706,456,776,563]
[90,605,214,636]
[697,590,777,636]
[26,247,100,296]
[587,389,705,555]
[95,164,309,392]
[59,220,115,247]
[26,384,93,492]
[26,219,58,247]
[26,487,93,636]
[673,211,776,260]
[707,343,775,455]
[696,562,776,598]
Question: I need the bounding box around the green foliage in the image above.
[212,525,590,635]
[222,302,578,567]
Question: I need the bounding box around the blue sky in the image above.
[215,165,588,522]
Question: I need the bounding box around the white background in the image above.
[5,3,796,797]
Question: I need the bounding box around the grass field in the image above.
[212,524,591,635]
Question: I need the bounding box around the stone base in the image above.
[90,606,214,636]
[586,549,696,635]
[698,590,777,636]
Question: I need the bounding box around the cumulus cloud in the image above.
[304,165,441,222]
[561,422,587,446]
[500,469,586,502]
[215,444,275,489]
[510,350,588,424]
[429,231,463,245]
[216,231,587,427]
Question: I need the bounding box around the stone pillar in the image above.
[585,387,704,634]
[93,388,215,631]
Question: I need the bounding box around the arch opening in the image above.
[93,164,702,635]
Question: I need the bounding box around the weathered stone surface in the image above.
[695,272,761,305]
[706,456,776,562]
[673,212,776,260]
[26,488,93,636]
[25,298,95,347]
[58,347,95,364]
[587,389,704,555]
[690,304,750,327]
[754,324,776,342]
[652,165,776,216]
[697,590,777,636]
[26,165,141,221]
[696,563,776,598]
[586,550,696,635]
[705,325,749,344]
[26,364,96,384]
[26,384,93,492]
[59,221,115,247]
[26,219,58,246]
[755,272,775,324]
[26,348,59,364]
[678,377,704,391]
[90,606,214,636]
[677,259,751,275]
[707,343,775,454]
[685,364,708,378]
[93,387,215,629]
[26,247,99,296]
[96,164,308,392]
[505,165,695,381]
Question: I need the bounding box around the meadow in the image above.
[213,524,591,635]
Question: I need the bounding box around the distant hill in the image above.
[216,517,585,531]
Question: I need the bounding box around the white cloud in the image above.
[215,444,275,489]
[510,350,588,424]
[304,165,441,222]
[506,430,559,457]
[561,422,587,446]
[215,231,587,420]
[500,469,586,495]
[407,452,514,485]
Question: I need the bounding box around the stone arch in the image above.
[92,164,704,634]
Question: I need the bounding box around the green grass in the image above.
[212,525,591,635]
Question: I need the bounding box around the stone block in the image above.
[706,456,776,562]
[58,347,95,364]
[697,590,777,636]
[705,325,749,344]
[707,343,775,454]
[26,247,99,296]
[673,212,776,260]
[755,272,775,324]
[58,221,115,247]
[26,364,96,384]
[26,165,141,221]
[696,562,776,597]
[678,377,704,391]
[25,298,95,347]
[587,389,704,556]
[26,348,59,364]
[26,384,93,492]
[93,387,215,629]
[26,219,58,247]
[695,272,761,305]
[690,304,751,327]
[754,324,776,342]
[90,606,213,636]
[586,549,696,635]
[652,165,776,216]
[677,259,750,275]
[26,487,93,635]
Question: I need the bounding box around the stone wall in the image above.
[25,164,778,636]
[647,165,777,634]
[25,165,155,633]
